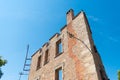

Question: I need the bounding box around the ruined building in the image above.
[28,9,109,80]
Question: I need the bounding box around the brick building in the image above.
[28,9,109,80]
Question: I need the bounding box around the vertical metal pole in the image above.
[23,44,29,71]
[19,74,21,80]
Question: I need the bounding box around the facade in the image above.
[28,9,108,80]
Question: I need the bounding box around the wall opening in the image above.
[55,67,63,80]
[44,49,49,65]
[36,56,41,70]
[56,39,63,57]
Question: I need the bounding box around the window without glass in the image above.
[44,49,49,65]
[36,56,41,70]
[56,39,63,56]
[93,45,97,53]
[55,67,63,80]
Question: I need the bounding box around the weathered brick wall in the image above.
[66,10,98,80]
[28,9,108,80]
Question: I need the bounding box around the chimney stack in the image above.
[66,9,74,24]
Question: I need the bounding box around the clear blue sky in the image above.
[0,0,120,80]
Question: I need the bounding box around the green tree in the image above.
[0,56,7,79]
[118,70,120,80]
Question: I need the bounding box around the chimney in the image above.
[66,9,74,24]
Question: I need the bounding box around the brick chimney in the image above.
[66,9,74,24]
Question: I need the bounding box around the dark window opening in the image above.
[94,45,97,53]
[44,49,49,65]
[100,70,105,80]
[36,56,41,70]
[55,67,63,80]
[56,39,63,57]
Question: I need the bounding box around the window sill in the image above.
[54,52,63,58]
[43,61,49,66]
[36,67,41,71]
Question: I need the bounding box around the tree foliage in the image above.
[118,70,120,80]
[0,56,7,79]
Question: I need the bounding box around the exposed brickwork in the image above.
[28,9,108,80]
[67,22,85,80]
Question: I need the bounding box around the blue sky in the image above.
[0,0,120,80]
